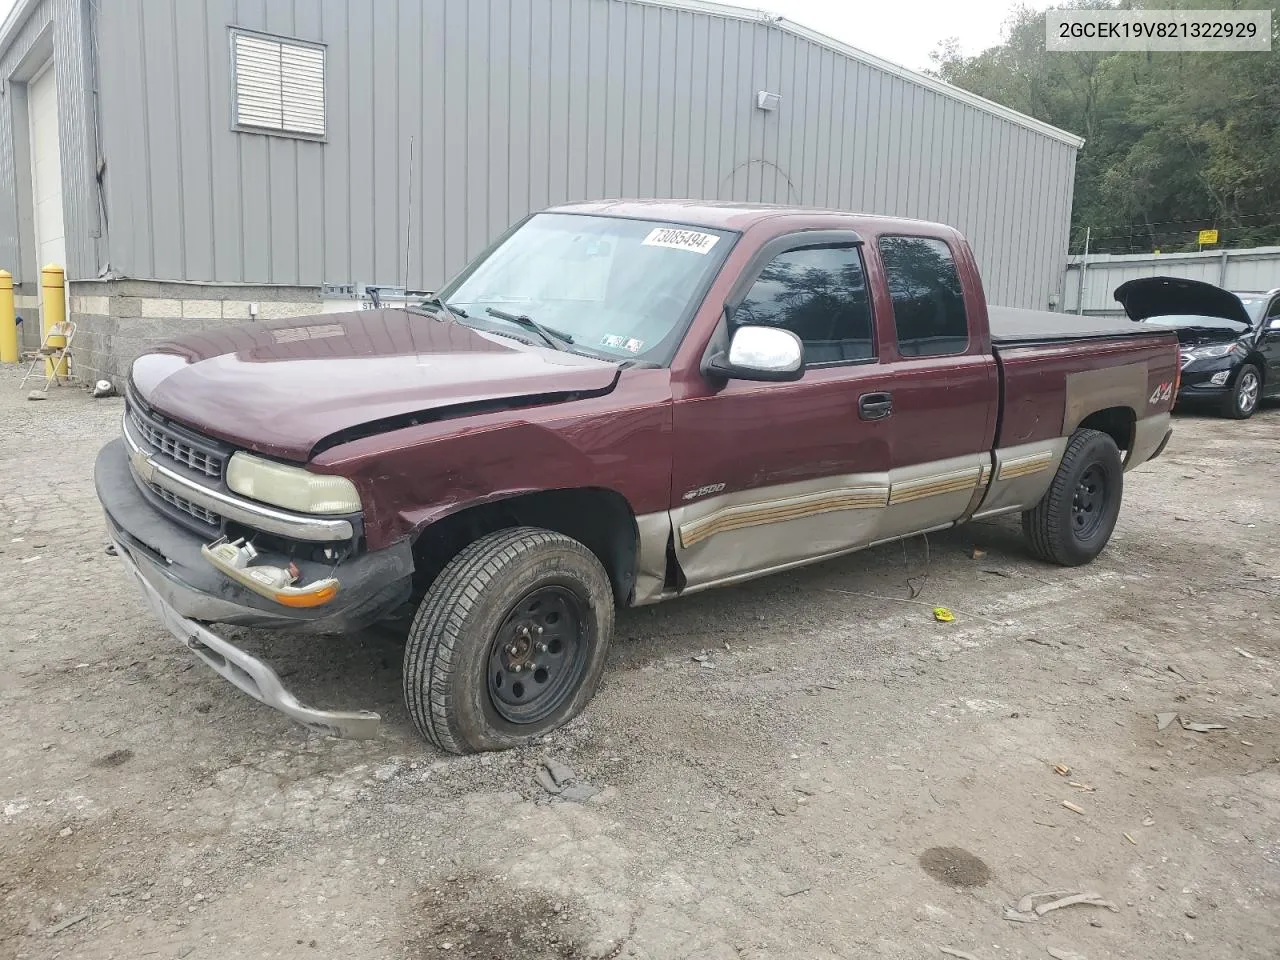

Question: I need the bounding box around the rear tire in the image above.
[1022,429,1123,567]
[403,527,614,754]
[1222,363,1261,419]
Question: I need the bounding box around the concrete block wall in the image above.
[12,283,40,351]
[68,280,327,387]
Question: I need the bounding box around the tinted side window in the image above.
[878,236,968,357]
[733,245,875,365]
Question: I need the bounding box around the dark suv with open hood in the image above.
[1115,277,1280,419]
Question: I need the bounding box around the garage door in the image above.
[28,62,66,298]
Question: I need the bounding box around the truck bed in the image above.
[988,305,1158,346]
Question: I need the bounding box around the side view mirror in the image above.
[1268,317,1280,332]
[706,325,804,382]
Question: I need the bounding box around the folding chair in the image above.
[21,319,77,394]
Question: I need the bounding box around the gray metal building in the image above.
[0,0,1082,383]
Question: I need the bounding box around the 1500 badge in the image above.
[682,483,726,501]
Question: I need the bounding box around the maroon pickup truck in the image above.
[96,201,1179,752]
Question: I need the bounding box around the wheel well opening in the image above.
[1245,352,1266,385]
[1078,406,1136,453]
[411,489,639,606]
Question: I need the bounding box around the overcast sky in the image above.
[0,0,1037,75]
[767,0,1048,70]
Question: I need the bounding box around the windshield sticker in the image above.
[624,337,645,353]
[600,334,627,349]
[642,227,720,255]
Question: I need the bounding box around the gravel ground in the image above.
[1,366,1277,960]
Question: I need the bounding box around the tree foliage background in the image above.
[929,0,1280,254]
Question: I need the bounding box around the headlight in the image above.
[1188,343,1239,360]
[227,453,361,514]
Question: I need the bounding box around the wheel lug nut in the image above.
[512,664,522,673]
[535,625,544,635]
[536,642,548,653]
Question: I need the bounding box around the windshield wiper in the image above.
[484,307,574,350]
[418,295,468,320]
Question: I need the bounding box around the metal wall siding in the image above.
[344,2,373,284]
[1063,247,1280,315]
[0,0,99,281]
[142,0,181,280]
[371,1,396,283]
[0,0,55,281]
[12,0,1075,305]
[525,0,550,230]
[318,0,346,284]
[176,1,213,281]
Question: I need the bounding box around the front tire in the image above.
[1022,428,1123,567]
[403,527,614,754]
[1222,363,1261,419]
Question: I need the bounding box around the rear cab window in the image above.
[877,236,969,357]
[732,245,875,366]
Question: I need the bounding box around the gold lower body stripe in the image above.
[680,486,889,548]
[997,451,1054,481]
[887,469,981,505]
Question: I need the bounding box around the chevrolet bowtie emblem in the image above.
[129,448,157,485]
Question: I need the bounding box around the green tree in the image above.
[929,0,1280,253]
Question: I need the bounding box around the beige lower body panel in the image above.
[1125,412,1172,471]
[972,437,1068,520]
[671,473,889,588]
[877,453,989,542]
[1063,362,1148,434]
[632,511,674,606]
[649,428,1127,600]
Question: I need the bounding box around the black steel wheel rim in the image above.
[487,585,589,725]
[1071,463,1108,539]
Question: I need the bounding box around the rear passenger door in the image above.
[870,235,999,541]
[670,237,898,589]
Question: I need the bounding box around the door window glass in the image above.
[878,236,969,357]
[733,245,874,365]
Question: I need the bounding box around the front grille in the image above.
[128,405,226,479]
[147,481,222,528]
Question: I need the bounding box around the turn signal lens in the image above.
[274,583,340,608]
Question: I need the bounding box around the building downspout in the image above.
[83,0,109,272]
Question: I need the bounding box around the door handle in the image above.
[858,392,893,421]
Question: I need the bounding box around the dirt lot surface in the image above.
[2,367,1277,960]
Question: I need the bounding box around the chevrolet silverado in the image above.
[96,201,1179,752]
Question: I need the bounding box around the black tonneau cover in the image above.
[989,304,1162,347]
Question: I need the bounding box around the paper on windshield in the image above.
[642,227,720,255]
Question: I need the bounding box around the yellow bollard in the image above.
[0,270,16,363]
[40,263,67,380]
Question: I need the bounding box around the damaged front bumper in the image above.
[113,539,382,738]
[96,438,414,738]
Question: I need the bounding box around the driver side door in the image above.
[669,235,898,591]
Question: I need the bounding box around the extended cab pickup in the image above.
[95,201,1179,752]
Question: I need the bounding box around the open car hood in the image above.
[1114,276,1253,327]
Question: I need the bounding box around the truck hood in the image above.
[1114,276,1254,327]
[130,309,621,461]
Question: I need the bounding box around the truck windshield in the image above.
[438,213,734,363]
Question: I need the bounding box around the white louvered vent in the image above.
[232,30,326,137]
